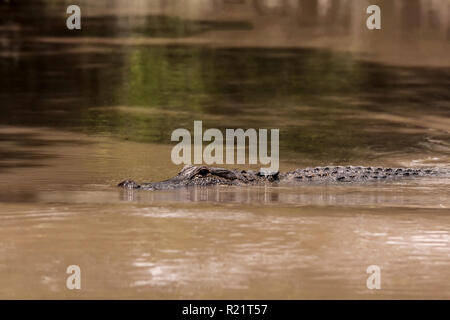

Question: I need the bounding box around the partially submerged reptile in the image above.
[118,165,445,190]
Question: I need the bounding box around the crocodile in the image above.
[118,165,445,190]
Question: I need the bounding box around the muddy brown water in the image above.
[0,0,449,299]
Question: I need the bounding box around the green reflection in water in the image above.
[1,39,449,164]
[123,46,210,110]
[89,45,448,164]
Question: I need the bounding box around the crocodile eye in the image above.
[198,168,210,176]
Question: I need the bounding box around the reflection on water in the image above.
[114,181,450,209]
[0,1,449,299]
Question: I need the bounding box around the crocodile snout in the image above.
[118,180,140,189]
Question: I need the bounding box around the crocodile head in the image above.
[118,165,246,190]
